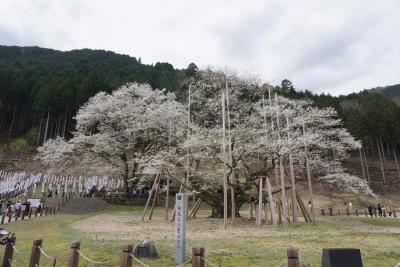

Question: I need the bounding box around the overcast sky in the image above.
[1,0,399,95]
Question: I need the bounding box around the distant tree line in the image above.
[0,45,197,145]
[0,45,399,159]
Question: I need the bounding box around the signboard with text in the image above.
[175,193,188,265]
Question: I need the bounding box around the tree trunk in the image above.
[377,138,388,201]
[8,104,17,137]
[62,109,68,138]
[42,109,50,144]
[393,146,400,184]
[37,114,43,147]
[359,147,366,180]
[362,145,371,182]
[369,135,375,158]
[266,177,277,226]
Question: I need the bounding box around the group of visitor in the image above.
[367,203,394,217]
[46,188,65,198]
[4,199,38,217]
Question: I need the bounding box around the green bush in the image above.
[10,138,30,157]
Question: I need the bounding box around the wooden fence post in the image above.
[356,209,359,216]
[34,209,38,218]
[21,209,25,220]
[346,209,350,216]
[45,207,48,215]
[68,240,80,267]
[1,212,5,224]
[1,235,16,267]
[338,210,341,216]
[287,246,299,267]
[120,244,133,267]
[192,246,205,267]
[8,212,12,223]
[364,209,368,217]
[393,209,397,218]
[29,239,42,267]
[28,208,32,218]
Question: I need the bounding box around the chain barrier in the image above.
[8,258,16,267]
[175,258,191,267]
[12,245,31,256]
[276,258,287,267]
[77,250,113,265]
[204,257,219,267]
[129,253,152,267]
[38,246,68,266]
[299,256,311,267]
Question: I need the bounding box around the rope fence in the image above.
[77,250,113,265]
[130,254,152,267]
[276,258,287,267]
[204,257,219,267]
[1,236,371,267]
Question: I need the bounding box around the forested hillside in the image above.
[0,45,399,158]
[276,80,400,153]
[0,45,195,144]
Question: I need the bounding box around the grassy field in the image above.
[2,202,400,267]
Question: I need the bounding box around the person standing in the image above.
[348,201,353,211]
[37,200,43,215]
[377,204,383,217]
[368,205,373,217]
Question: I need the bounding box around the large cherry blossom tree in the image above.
[38,83,187,183]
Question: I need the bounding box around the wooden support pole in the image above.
[2,235,16,267]
[29,239,42,267]
[303,122,315,224]
[286,115,298,223]
[279,155,288,224]
[189,198,202,219]
[266,177,277,226]
[257,177,263,227]
[68,240,80,267]
[192,247,205,267]
[120,244,133,267]
[166,175,170,221]
[141,169,161,222]
[148,179,160,220]
[287,247,299,267]
[221,92,228,229]
[192,198,202,218]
